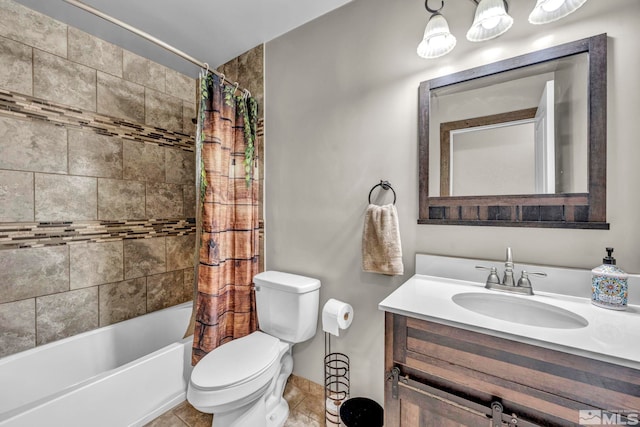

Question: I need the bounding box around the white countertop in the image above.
[379,273,640,371]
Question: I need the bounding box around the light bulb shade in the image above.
[417,13,457,59]
[466,0,513,42]
[528,0,588,24]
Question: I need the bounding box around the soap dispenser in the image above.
[591,247,628,310]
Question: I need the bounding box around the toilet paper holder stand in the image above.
[324,332,350,426]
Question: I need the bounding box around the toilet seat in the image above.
[190,331,281,391]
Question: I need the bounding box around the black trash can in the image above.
[339,397,384,427]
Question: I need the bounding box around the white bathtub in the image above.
[0,302,194,427]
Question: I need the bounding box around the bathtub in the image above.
[0,302,194,427]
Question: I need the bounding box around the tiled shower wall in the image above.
[0,0,198,357]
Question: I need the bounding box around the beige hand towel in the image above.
[362,204,404,275]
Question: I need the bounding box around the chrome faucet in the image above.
[502,247,515,287]
[476,247,546,296]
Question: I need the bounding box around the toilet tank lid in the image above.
[254,271,321,293]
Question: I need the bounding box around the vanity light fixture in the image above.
[466,0,513,42]
[528,0,588,25]
[417,0,457,59]
[416,0,590,59]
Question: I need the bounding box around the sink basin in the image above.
[452,292,589,329]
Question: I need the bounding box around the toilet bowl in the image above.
[187,271,321,427]
[188,332,292,427]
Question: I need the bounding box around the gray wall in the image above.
[265,0,640,404]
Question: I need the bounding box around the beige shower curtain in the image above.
[190,73,260,365]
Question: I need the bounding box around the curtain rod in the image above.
[63,0,250,94]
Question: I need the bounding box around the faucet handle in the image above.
[476,265,500,286]
[517,270,547,288]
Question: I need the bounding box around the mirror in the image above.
[418,34,608,229]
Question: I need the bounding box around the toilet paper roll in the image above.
[322,298,353,336]
[325,396,343,426]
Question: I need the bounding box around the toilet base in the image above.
[210,398,266,427]
[265,350,293,427]
[266,399,289,427]
[209,393,289,427]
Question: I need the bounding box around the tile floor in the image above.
[145,375,325,427]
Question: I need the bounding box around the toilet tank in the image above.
[254,271,321,343]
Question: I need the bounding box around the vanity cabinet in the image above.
[384,312,640,426]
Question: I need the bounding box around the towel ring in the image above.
[368,180,396,205]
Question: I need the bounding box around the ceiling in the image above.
[13,0,353,77]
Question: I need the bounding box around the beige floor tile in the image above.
[144,411,188,427]
[284,410,322,427]
[287,374,310,393]
[173,401,213,427]
[296,394,325,423]
[283,381,306,411]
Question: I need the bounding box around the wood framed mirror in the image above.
[418,33,608,229]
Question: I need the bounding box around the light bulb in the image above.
[429,34,447,47]
[481,16,501,29]
[541,0,566,12]
[467,0,513,42]
[528,0,588,25]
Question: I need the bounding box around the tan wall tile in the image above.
[124,237,166,279]
[0,299,36,357]
[0,36,32,95]
[145,88,183,133]
[0,246,69,304]
[217,60,238,84]
[0,116,67,173]
[147,270,189,312]
[183,184,196,218]
[36,287,98,345]
[68,129,123,178]
[123,50,166,92]
[166,234,196,271]
[97,178,146,220]
[34,49,96,111]
[70,241,124,289]
[166,148,195,185]
[68,27,122,77]
[0,170,34,221]
[184,268,195,302]
[98,277,146,326]
[165,68,196,103]
[35,174,97,221]
[0,1,215,352]
[183,101,197,135]
[237,45,264,115]
[97,71,145,123]
[123,140,166,182]
[146,182,184,218]
[0,0,67,57]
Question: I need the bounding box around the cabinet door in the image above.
[396,382,489,427]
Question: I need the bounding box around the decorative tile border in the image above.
[0,89,195,151]
[0,219,196,249]
[0,89,264,250]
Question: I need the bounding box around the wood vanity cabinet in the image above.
[384,312,640,426]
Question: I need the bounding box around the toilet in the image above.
[187,271,321,427]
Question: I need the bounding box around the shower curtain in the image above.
[191,72,260,365]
